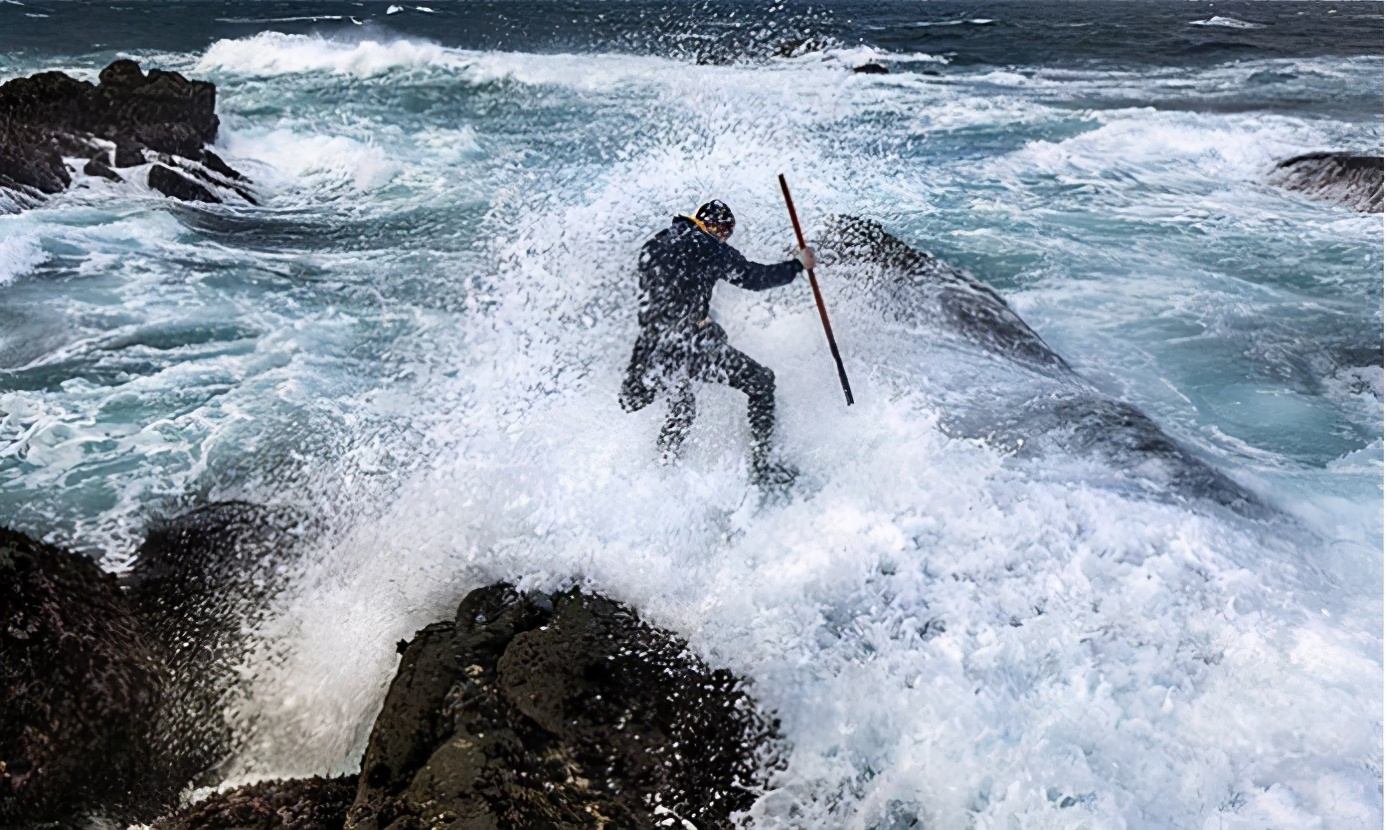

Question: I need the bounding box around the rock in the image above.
[113,138,146,167]
[150,775,358,830]
[1271,152,1383,213]
[0,60,246,207]
[0,528,162,825]
[853,63,889,74]
[83,156,122,181]
[346,584,783,830]
[202,148,246,181]
[149,163,221,203]
[125,502,310,801]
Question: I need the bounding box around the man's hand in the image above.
[796,245,817,271]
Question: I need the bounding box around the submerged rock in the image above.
[821,215,1268,517]
[0,528,161,825]
[1271,152,1383,213]
[0,59,248,209]
[853,63,890,74]
[345,583,783,830]
[150,163,221,203]
[150,775,358,830]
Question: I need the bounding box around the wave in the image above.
[0,231,47,287]
[214,15,346,24]
[1189,16,1265,30]
[196,32,470,77]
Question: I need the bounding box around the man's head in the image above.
[694,200,735,241]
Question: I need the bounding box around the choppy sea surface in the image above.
[1,2,1382,827]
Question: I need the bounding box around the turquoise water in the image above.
[1,4,1381,828]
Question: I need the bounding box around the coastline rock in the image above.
[1271,152,1383,213]
[853,63,890,74]
[346,584,783,830]
[0,59,247,208]
[125,502,310,801]
[150,164,221,203]
[0,528,161,825]
[150,775,359,830]
[822,215,1268,517]
[83,156,122,181]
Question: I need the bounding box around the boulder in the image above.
[83,156,122,181]
[150,775,358,830]
[149,163,221,203]
[853,63,889,74]
[1271,152,1383,213]
[346,584,783,830]
[0,528,162,824]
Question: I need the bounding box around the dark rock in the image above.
[150,775,358,830]
[84,156,122,181]
[201,148,246,181]
[113,138,146,167]
[822,215,1269,517]
[853,63,890,74]
[0,528,162,825]
[0,59,234,207]
[125,502,309,802]
[149,163,221,203]
[1271,152,1383,213]
[346,584,783,830]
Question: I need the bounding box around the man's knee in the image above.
[748,364,775,399]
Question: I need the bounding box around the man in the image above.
[619,199,816,488]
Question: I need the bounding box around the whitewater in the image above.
[1,3,1381,828]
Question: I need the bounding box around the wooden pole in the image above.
[778,174,854,406]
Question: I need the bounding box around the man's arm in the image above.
[720,244,804,291]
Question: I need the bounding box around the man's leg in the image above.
[658,381,697,464]
[692,338,780,474]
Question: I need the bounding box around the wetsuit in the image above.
[620,216,802,466]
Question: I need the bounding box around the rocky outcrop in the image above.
[1271,153,1383,213]
[0,528,162,824]
[0,59,249,209]
[150,775,359,830]
[345,584,782,830]
[125,502,312,803]
[821,215,1268,517]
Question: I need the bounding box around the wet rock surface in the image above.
[150,775,359,830]
[125,502,312,803]
[345,584,783,830]
[1271,152,1383,213]
[0,59,248,208]
[0,528,161,825]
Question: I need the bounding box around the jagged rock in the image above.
[149,163,221,203]
[113,138,146,167]
[0,528,162,825]
[853,63,889,74]
[202,148,246,181]
[124,502,309,802]
[83,156,122,181]
[1271,152,1383,213]
[0,59,247,207]
[150,775,359,830]
[346,584,783,830]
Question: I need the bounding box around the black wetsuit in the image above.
[620,216,802,465]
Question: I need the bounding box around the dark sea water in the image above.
[1,3,1382,828]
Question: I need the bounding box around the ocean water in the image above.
[1,2,1382,827]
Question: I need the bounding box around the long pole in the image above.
[778,174,854,406]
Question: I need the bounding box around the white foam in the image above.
[1189,16,1265,30]
[197,32,468,77]
[0,230,48,286]
[221,128,398,193]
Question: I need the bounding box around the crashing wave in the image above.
[1189,16,1264,30]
